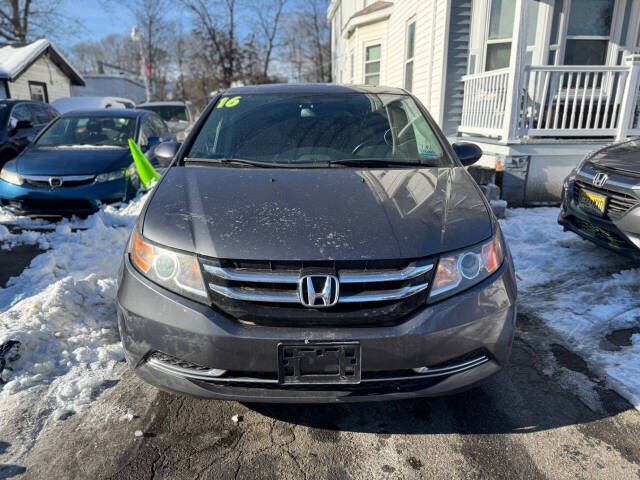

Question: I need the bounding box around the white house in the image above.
[0,39,85,104]
[328,0,640,205]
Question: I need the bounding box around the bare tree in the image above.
[281,0,331,83]
[254,0,287,81]
[0,0,77,43]
[70,34,139,74]
[99,0,174,99]
[180,0,238,88]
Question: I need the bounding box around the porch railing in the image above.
[518,65,631,137]
[459,68,510,138]
[459,56,640,141]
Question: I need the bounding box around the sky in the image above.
[58,1,189,50]
[57,0,274,53]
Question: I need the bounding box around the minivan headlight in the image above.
[0,167,24,186]
[129,231,208,303]
[428,232,505,302]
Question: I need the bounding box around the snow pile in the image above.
[501,208,640,409]
[0,194,149,456]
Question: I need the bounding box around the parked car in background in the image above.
[117,84,517,403]
[52,96,135,114]
[136,101,197,141]
[0,99,59,167]
[559,140,640,257]
[0,109,173,216]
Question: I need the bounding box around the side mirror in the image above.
[452,142,483,167]
[10,119,32,136]
[154,141,181,165]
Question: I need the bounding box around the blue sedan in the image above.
[0,109,173,216]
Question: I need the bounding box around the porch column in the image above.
[615,54,640,141]
[502,0,528,141]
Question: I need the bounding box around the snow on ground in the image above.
[0,195,148,461]
[500,208,640,410]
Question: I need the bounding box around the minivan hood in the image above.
[142,166,492,261]
[588,140,640,175]
[15,147,132,176]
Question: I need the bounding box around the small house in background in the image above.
[0,39,85,103]
[72,74,147,104]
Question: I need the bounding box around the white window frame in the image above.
[404,18,416,91]
[482,0,516,71]
[363,41,382,86]
[547,0,624,66]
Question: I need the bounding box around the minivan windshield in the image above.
[35,116,136,147]
[187,93,449,166]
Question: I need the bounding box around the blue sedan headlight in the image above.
[0,166,24,186]
[95,169,126,183]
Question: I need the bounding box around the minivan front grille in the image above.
[200,258,435,327]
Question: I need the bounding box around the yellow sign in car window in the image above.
[217,96,241,108]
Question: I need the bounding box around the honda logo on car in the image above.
[298,275,339,307]
[592,172,608,188]
[48,177,63,188]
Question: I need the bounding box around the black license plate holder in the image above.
[278,342,361,385]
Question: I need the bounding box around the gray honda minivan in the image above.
[116,84,517,402]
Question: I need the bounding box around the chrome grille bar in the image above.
[339,264,433,283]
[208,283,299,303]
[339,283,431,303]
[204,265,299,283]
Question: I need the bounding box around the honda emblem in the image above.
[298,275,339,308]
[592,172,608,188]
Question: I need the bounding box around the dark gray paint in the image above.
[587,139,640,175]
[142,166,492,260]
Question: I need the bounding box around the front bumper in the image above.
[0,178,135,216]
[558,179,640,257]
[117,254,517,403]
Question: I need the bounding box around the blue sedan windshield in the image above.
[36,116,136,147]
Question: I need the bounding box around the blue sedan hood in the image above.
[15,147,132,176]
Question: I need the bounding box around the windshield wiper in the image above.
[184,157,282,168]
[329,158,435,167]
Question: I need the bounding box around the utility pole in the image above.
[131,27,152,102]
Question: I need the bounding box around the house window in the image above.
[350,51,355,83]
[405,21,416,91]
[486,0,515,70]
[564,0,614,65]
[364,44,381,86]
[28,81,48,103]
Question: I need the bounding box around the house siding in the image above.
[348,19,390,85]
[330,0,452,130]
[442,0,472,136]
[8,55,72,102]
